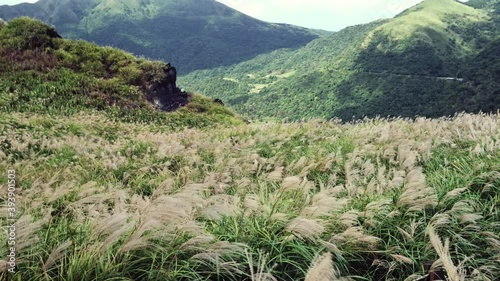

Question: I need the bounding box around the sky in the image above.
[216,0,425,31]
[1,0,457,31]
[0,0,38,5]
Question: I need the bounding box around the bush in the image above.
[0,17,60,50]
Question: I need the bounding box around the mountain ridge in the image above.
[0,0,325,73]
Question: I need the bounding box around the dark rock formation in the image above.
[147,65,188,112]
[213,98,224,106]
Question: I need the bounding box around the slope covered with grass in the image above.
[0,110,499,280]
[0,17,241,129]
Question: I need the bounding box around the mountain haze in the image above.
[181,0,500,120]
[0,0,324,73]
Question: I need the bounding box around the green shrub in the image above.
[0,17,60,50]
[118,65,143,85]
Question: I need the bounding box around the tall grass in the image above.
[0,111,498,280]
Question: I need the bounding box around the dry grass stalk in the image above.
[403,274,426,281]
[201,194,241,220]
[292,156,308,170]
[207,241,247,256]
[397,144,418,171]
[100,222,135,253]
[285,217,325,240]
[282,176,302,191]
[179,235,215,252]
[363,199,392,218]
[426,226,462,281]
[397,168,437,211]
[43,240,73,271]
[320,241,342,255]
[267,167,283,181]
[304,252,338,281]
[245,249,277,281]
[442,187,469,202]
[244,194,270,215]
[390,254,414,265]
[333,227,381,249]
[15,215,46,253]
[396,227,414,242]
[93,212,130,237]
[0,260,7,271]
[339,210,360,228]
[311,193,349,213]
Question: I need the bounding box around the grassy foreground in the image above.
[0,111,499,280]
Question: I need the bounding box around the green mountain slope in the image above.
[0,17,241,128]
[181,0,500,120]
[0,0,323,73]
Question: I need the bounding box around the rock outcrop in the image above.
[147,65,188,112]
[213,98,224,106]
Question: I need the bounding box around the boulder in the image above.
[147,65,188,112]
[213,98,224,106]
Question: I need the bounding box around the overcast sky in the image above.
[216,0,426,31]
[0,0,38,5]
[1,0,428,31]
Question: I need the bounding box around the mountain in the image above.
[180,0,500,120]
[0,0,324,74]
[0,17,241,128]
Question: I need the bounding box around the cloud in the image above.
[0,0,38,5]
[217,0,424,30]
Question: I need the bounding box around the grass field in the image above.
[0,110,498,280]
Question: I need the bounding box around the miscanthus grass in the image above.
[0,111,498,280]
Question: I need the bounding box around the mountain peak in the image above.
[361,0,488,52]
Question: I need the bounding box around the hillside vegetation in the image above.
[0,17,241,129]
[181,0,500,121]
[0,0,324,73]
[1,110,499,280]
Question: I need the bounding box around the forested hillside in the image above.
[181,0,500,121]
[0,0,324,73]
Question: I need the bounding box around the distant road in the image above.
[364,71,465,82]
[324,68,466,82]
